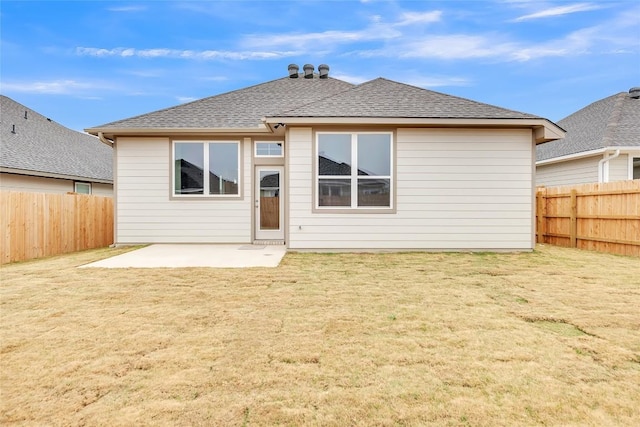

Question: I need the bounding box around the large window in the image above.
[174,141,240,196]
[317,132,392,209]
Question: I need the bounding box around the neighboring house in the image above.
[536,87,640,186]
[0,95,113,195]
[86,64,564,250]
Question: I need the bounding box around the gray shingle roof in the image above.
[276,78,541,119]
[1,95,112,182]
[537,90,640,161]
[89,75,546,132]
[90,75,355,129]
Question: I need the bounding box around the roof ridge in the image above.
[601,92,627,146]
[361,77,541,118]
[273,77,356,116]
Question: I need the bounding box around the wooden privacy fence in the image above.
[1,191,114,264]
[536,180,640,257]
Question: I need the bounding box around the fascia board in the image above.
[85,126,272,138]
[536,146,640,166]
[264,116,564,138]
[0,167,113,184]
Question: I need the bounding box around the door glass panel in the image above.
[260,170,280,230]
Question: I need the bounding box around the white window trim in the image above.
[254,141,284,158]
[172,140,241,198]
[629,154,640,180]
[315,131,394,210]
[74,181,92,194]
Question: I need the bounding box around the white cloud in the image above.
[1,79,101,94]
[107,5,147,12]
[404,76,472,88]
[176,96,198,103]
[328,73,370,85]
[397,35,516,60]
[395,11,442,26]
[242,27,400,50]
[513,3,603,22]
[76,47,300,60]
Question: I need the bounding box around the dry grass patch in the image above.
[1,245,639,426]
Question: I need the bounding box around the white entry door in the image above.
[255,166,284,241]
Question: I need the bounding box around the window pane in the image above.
[75,182,91,194]
[358,134,390,176]
[175,143,204,194]
[319,179,351,206]
[209,143,239,195]
[358,178,390,207]
[256,142,282,156]
[633,158,640,180]
[318,134,352,176]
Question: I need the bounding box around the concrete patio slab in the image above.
[80,244,287,268]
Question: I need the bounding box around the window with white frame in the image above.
[74,182,91,194]
[316,132,392,209]
[173,141,240,196]
[255,141,283,157]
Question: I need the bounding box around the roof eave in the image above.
[1,167,113,184]
[85,125,273,139]
[536,146,640,166]
[264,116,565,143]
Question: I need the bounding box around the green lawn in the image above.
[1,245,639,426]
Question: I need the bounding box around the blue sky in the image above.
[1,0,638,131]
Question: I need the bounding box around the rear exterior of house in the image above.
[88,65,564,251]
[536,88,640,186]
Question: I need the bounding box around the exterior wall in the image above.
[92,183,114,197]
[536,156,600,187]
[608,154,629,182]
[115,136,252,244]
[288,127,534,250]
[0,172,113,196]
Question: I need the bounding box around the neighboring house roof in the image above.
[277,78,539,119]
[87,67,563,143]
[1,95,112,183]
[537,88,640,162]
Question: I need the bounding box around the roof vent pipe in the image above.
[629,87,640,99]
[303,64,314,79]
[288,64,299,78]
[318,64,329,79]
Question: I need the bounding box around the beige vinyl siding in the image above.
[0,173,112,195]
[536,156,600,187]
[608,154,629,182]
[0,173,73,193]
[288,127,534,250]
[115,137,251,244]
[91,183,113,196]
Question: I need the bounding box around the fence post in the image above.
[536,188,546,244]
[570,189,577,248]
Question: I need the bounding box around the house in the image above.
[86,64,564,250]
[536,87,640,186]
[0,95,113,195]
